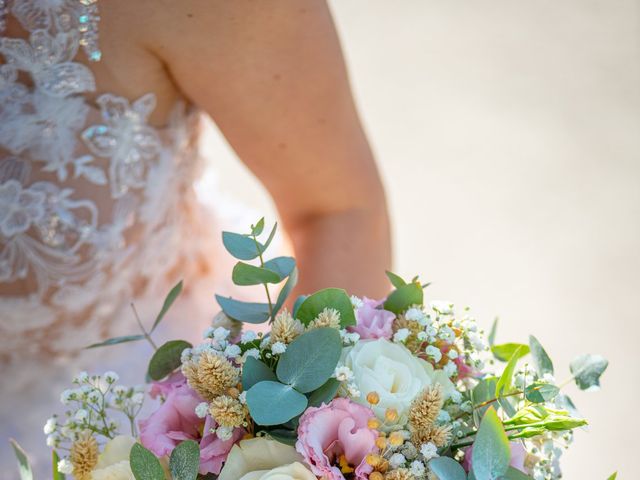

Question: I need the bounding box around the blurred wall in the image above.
[206,1,639,477]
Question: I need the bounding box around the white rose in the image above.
[219,438,315,480]
[342,339,456,424]
[92,436,136,480]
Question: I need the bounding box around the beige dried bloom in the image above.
[209,395,246,428]
[411,424,452,448]
[271,309,304,344]
[394,315,424,351]
[70,431,98,480]
[385,468,416,480]
[408,385,443,432]
[182,351,240,401]
[307,307,341,330]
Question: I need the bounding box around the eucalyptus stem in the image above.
[252,234,274,321]
[130,303,158,350]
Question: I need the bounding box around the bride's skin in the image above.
[94,0,391,298]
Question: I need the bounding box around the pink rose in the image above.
[349,297,395,340]
[462,441,527,474]
[139,373,243,475]
[296,397,378,480]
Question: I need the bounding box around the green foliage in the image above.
[272,266,298,320]
[130,443,165,480]
[222,232,265,261]
[471,377,498,426]
[147,340,192,381]
[292,294,307,318]
[472,407,511,480]
[606,473,618,480]
[10,439,33,480]
[488,318,498,346]
[263,256,296,280]
[151,280,183,332]
[383,280,423,314]
[86,334,145,349]
[295,288,356,327]
[242,356,277,390]
[169,440,200,480]
[267,429,298,446]
[246,381,308,425]
[570,354,609,391]
[501,466,533,479]
[495,346,526,397]
[428,457,467,480]
[528,335,554,376]
[308,378,341,407]
[504,405,587,438]
[52,451,65,480]
[276,328,342,393]
[385,270,407,288]
[491,343,529,362]
[232,262,281,286]
[215,295,271,324]
[525,382,559,404]
[251,217,265,236]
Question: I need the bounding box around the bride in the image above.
[0,0,391,473]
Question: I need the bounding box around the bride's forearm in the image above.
[285,203,392,300]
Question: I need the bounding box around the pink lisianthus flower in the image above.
[296,397,378,480]
[349,297,395,340]
[139,372,243,475]
[462,441,527,474]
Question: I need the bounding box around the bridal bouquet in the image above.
[16,220,612,480]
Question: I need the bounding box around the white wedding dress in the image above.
[0,1,253,475]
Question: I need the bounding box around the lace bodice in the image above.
[0,0,208,368]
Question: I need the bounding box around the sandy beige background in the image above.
[204,1,639,477]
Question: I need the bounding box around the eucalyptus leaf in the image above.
[472,407,511,480]
[267,429,298,446]
[273,267,298,320]
[295,288,356,327]
[169,440,200,480]
[570,354,609,391]
[524,382,559,404]
[308,378,341,407]
[428,456,467,480]
[10,439,33,480]
[495,346,526,397]
[263,256,296,280]
[500,466,533,479]
[216,295,271,324]
[86,334,145,349]
[385,270,407,288]
[383,281,423,314]
[151,280,183,332]
[251,217,265,236]
[52,451,65,480]
[130,443,165,480]
[488,318,498,346]
[472,377,498,427]
[262,222,278,252]
[292,294,308,318]
[148,340,192,381]
[491,343,530,362]
[242,356,277,390]
[529,335,554,376]
[276,327,342,393]
[222,231,264,261]
[246,381,308,425]
[232,262,281,286]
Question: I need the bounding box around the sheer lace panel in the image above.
[0,0,207,364]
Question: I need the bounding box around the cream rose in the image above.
[342,338,456,423]
[218,438,315,480]
[91,436,136,480]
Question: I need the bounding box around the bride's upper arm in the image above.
[146,0,386,224]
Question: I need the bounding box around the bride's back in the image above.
[0,0,211,362]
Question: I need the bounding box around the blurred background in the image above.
[202,1,639,477]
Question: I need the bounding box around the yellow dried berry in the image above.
[385,408,399,423]
[389,431,404,446]
[368,418,381,429]
[367,391,380,405]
